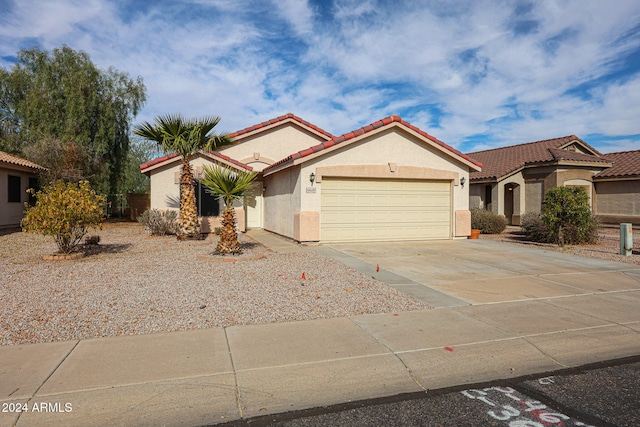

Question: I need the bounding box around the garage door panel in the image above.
[321,178,451,242]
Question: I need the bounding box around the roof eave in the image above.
[593,175,640,182]
[0,161,46,173]
[554,160,613,169]
[140,151,252,175]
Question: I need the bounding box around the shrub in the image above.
[470,208,507,234]
[22,180,105,254]
[541,186,599,246]
[138,209,178,236]
[520,212,552,243]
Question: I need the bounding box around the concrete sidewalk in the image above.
[2,236,640,427]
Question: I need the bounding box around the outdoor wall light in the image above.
[460,177,466,188]
[309,172,315,185]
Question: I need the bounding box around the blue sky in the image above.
[1,0,639,154]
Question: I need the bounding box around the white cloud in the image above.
[0,0,638,153]
[270,0,315,36]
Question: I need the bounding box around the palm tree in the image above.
[133,114,232,240]
[200,165,257,254]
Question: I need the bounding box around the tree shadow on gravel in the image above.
[206,240,267,258]
[79,243,133,257]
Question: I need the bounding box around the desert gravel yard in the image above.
[0,222,428,346]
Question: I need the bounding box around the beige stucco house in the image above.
[468,136,640,225]
[0,151,45,228]
[141,113,482,243]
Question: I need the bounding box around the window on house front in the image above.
[195,180,220,216]
[8,175,21,203]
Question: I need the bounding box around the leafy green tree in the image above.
[121,136,158,194]
[133,114,233,240]
[541,186,598,246]
[201,165,257,254]
[0,45,146,194]
[22,180,105,254]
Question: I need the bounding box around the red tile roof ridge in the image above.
[263,115,482,173]
[228,113,335,140]
[546,148,611,163]
[603,148,640,155]
[467,135,578,155]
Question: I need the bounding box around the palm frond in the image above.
[132,114,233,159]
[201,164,257,208]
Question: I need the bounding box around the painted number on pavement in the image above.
[460,386,595,427]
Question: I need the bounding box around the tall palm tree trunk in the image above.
[216,207,240,254]
[179,160,200,239]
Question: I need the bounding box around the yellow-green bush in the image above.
[22,180,105,254]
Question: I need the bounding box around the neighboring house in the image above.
[594,150,640,224]
[0,151,46,228]
[468,136,640,225]
[141,113,482,242]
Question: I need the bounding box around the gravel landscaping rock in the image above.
[0,222,428,346]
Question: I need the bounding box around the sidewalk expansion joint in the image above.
[32,373,234,397]
[350,319,428,392]
[232,352,394,374]
[519,336,569,369]
[224,327,243,419]
[17,339,81,425]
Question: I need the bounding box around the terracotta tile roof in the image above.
[140,151,252,172]
[228,112,335,140]
[468,135,608,181]
[596,150,640,179]
[263,115,482,173]
[0,151,46,170]
[139,152,180,171]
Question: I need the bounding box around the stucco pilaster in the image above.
[294,211,319,242]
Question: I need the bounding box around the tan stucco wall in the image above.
[551,169,598,189]
[455,210,471,237]
[219,123,329,171]
[270,128,473,241]
[524,180,544,214]
[0,167,38,228]
[469,184,483,210]
[149,162,181,211]
[595,180,640,223]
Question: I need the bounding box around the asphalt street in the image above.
[216,356,640,427]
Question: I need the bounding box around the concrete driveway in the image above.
[319,239,640,307]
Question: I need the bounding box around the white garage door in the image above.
[321,178,451,242]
